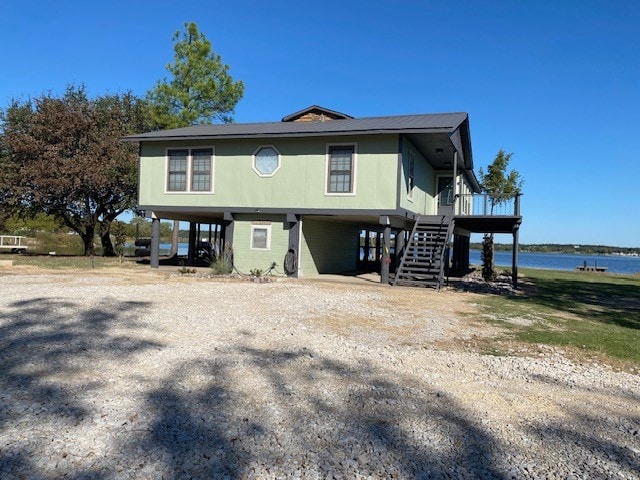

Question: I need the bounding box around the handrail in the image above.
[454,193,522,216]
[436,218,454,291]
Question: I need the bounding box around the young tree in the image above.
[478,149,523,281]
[0,85,151,256]
[478,150,523,213]
[147,22,245,255]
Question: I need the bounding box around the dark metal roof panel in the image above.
[123,112,469,142]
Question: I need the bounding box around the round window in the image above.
[254,146,280,176]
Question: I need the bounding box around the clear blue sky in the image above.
[2,1,638,247]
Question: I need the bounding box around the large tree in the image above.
[147,22,245,129]
[147,22,244,255]
[0,85,150,256]
[478,149,523,281]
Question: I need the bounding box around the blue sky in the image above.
[2,1,638,247]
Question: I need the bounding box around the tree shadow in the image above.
[0,296,160,478]
[134,346,510,478]
[511,276,640,330]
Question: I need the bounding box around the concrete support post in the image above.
[381,225,391,285]
[150,216,160,269]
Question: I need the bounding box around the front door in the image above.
[437,176,454,215]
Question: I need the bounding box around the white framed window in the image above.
[250,224,271,250]
[325,143,357,195]
[166,147,214,193]
[252,145,281,177]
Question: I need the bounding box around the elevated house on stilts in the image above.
[125,105,522,288]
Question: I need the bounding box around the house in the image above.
[125,105,522,288]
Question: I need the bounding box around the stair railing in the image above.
[436,217,454,291]
[392,220,420,286]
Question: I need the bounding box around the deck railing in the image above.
[0,235,28,251]
[454,193,521,216]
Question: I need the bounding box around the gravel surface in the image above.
[0,269,638,479]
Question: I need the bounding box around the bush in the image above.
[210,256,232,275]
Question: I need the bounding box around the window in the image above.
[166,147,213,192]
[191,149,212,191]
[327,145,355,194]
[408,151,415,200]
[253,145,281,177]
[167,150,188,191]
[251,224,271,250]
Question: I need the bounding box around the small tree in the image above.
[478,149,523,281]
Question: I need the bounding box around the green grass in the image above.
[473,268,640,367]
[4,254,143,270]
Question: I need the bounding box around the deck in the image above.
[0,235,28,253]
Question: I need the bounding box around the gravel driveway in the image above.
[0,270,638,479]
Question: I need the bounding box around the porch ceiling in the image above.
[406,132,456,170]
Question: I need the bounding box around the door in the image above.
[437,176,454,215]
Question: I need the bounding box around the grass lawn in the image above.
[471,268,640,369]
[3,253,143,270]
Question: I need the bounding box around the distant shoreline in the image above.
[469,243,640,256]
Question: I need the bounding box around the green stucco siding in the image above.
[300,218,358,276]
[138,135,399,210]
[232,214,289,274]
[399,137,436,215]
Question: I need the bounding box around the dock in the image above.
[0,235,28,253]
[576,261,608,272]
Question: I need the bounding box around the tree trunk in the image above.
[81,225,96,256]
[481,233,496,281]
[169,220,179,257]
[100,220,116,257]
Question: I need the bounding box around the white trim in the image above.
[324,142,357,196]
[250,224,272,250]
[164,146,215,194]
[252,144,281,177]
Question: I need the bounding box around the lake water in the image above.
[133,242,640,275]
[469,249,640,275]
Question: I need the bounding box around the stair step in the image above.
[394,280,438,287]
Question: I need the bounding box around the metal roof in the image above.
[122,112,469,142]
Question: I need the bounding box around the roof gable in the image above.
[281,105,353,122]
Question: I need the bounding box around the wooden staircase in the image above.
[392,216,453,289]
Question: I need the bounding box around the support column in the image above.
[512,227,519,288]
[381,225,391,285]
[394,229,405,273]
[150,216,160,269]
[187,222,197,265]
[286,214,301,277]
[222,212,234,267]
[364,231,371,267]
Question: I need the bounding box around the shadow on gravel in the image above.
[135,346,509,479]
[0,296,158,478]
[528,410,640,476]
